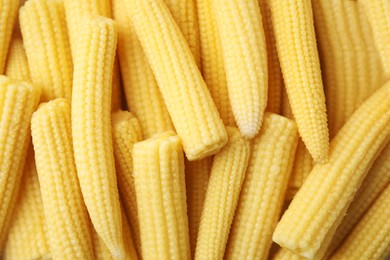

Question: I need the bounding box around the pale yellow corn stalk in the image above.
[269,0,329,163]
[71,16,124,258]
[0,76,41,249]
[185,156,213,256]
[164,0,200,67]
[4,32,31,81]
[31,98,95,259]
[359,0,390,76]
[331,185,390,260]
[312,0,386,138]
[112,0,174,138]
[111,110,143,256]
[133,131,190,260]
[258,0,283,114]
[326,142,390,256]
[4,149,51,260]
[0,0,19,74]
[226,113,298,260]
[196,0,235,126]
[213,0,267,139]
[19,0,73,102]
[125,0,228,160]
[195,127,250,260]
[273,81,390,259]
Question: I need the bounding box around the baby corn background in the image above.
[0,0,389,259]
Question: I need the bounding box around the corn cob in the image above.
[272,81,390,259]
[359,0,390,77]
[195,127,250,260]
[225,113,298,260]
[31,98,94,259]
[164,0,200,67]
[4,149,51,259]
[326,142,390,256]
[258,0,283,114]
[71,16,124,258]
[133,131,191,260]
[0,76,41,249]
[0,0,19,74]
[125,0,228,160]
[185,157,213,256]
[112,0,174,138]
[111,110,143,256]
[4,32,31,81]
[331,185,390,260]
[19,0,73,102]
[213,0,267,139]
[269,0,329,163]
[312,0,386,138]
[196,0,235,126]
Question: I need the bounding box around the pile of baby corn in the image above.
[0,0,389,259]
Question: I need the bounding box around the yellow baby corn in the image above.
[273,248,304,260]
[164,0,200,67]
[360,0,390,76]
[0,76,41,249]
[331,185,390,260]
[111,110,142,255]
[196,0,235,126]
[185,157,213,256]
[71,17,124,258]
[269,0,329,163]
[195,127,250,260]
[273,81,390,259]
[112,0,174,138]
[226,113,298,260]
[125,0,228,160]
[327,143,390,255]
[213,0,267,139]
[133,132,191,260]
[312,0,386,138]
[4,149,51,260]
[19,0,73,102]
[92,230,113,260]
[258,0,283,114]
[0,0,19,74]
[4,33,31,81]
[31,99,94,259]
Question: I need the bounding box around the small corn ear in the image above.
[269,0,329,162]
[272,81,390,259]
[111,110,143,256]
[226,113,298,260]
[4,150,51,259]
[195,127,250,260]
[213,0,267,139]
[4,32,31,81]
[0,0,19,74]
[331,185,390,260]
[71,16,124,258]
[133,132,191,260]
[125,0,228,160]
[0,76,41,249]
[185,157,213,256]
[19,0,73,102]
[31,98,95,259]
[112,0,174,138]
[196,0,235,126]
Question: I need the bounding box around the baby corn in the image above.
[125,0,227,160]
[273,81,390,258]
[19,0,73,102]
[133,132,190,260]
[226,113,298,260]
[269,0,329,162]
[195,127,250,260]
[71,17,124,258]
[4,33,31,81]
